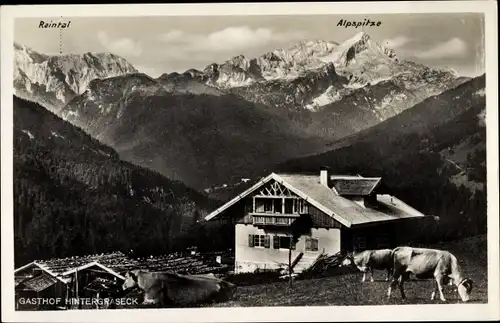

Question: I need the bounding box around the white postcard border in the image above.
[1,2,498,322]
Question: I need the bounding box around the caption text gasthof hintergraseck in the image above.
[17,297,138,306]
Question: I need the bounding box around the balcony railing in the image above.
[250,213,300,226]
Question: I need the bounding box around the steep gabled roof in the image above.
[59,261,126,280]
[204,173,427,227]
[14,252,136,282]
[15,252,229,282]
[16,273,59,292]
[204,173,277,222]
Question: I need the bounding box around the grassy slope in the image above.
[208,235,487,306]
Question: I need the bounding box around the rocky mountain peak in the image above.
[334,31,398,67]
[14,43,138,113]
[351,31,371,43]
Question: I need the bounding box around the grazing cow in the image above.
[340,249,393,282]
[387,247,473,302]
[122,270,237,307]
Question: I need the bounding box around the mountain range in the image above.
[186,32,467,116]
[14,42,137,113]
[13,32,473,190]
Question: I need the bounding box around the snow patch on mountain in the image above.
[474,88,486,97]
[50,131,66,140]
[372,91,410,120]
[304,85,344,111]
[477,108,486,127]
[21,129,35,140]
[199,40,341,89]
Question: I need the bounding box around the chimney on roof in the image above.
[320,166,329,187]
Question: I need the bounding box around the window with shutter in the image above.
[305,238,319,252]
[248,234,254,247]
[278,236,295,250]
[264,236,271,248]
[273,235,280,249]
[250,234,269,247]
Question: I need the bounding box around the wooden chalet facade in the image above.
[204,168,437,274]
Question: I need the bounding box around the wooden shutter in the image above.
[248,234,254,247]
[273,235,280,249]
[264,235,271,248]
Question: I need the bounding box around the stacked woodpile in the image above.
[297,252,350,279]
[199,249,235,266]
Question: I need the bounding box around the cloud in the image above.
[160,26,308,55]
[382,36,410,49]
[414,38,468,59]
[97,31,143,57]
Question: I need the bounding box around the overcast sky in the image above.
[15,13,485,78]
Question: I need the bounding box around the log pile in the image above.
[297,252,347,279]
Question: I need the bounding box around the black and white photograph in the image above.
[1,2,498,322]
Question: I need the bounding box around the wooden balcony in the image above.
[250,213,300,226]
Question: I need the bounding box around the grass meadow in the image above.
[207,234,488,307]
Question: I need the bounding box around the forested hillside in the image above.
[278,77,487,242]
[13,96,230,266]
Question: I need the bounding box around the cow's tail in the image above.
[389,247,401,275]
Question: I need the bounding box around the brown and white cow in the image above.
[340,249,393,282]
[122,270,237,307]
[387,246,473,302]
